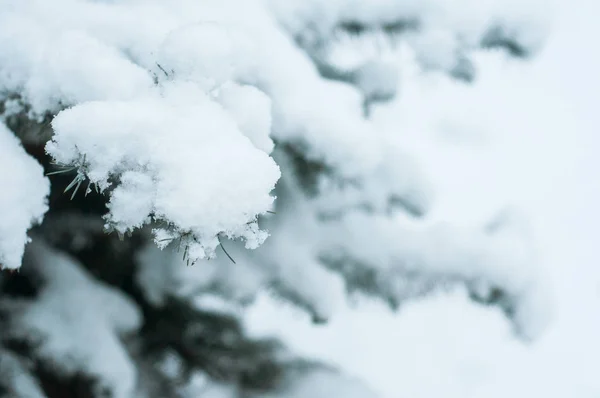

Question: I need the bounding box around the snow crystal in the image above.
[0,122,49,270]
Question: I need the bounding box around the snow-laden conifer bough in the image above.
[0,0,552,397]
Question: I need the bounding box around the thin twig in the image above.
[217,236,236,264]
[182,244,189,262]
[156,62,170,77]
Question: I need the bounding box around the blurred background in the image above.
[245,0,600,396]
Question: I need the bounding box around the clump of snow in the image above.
[8,239,141,398]
[47,81,280,261]
[26,30,154,115]
[0,122,49,270]
[3,0,283,261]
[257,227,349,323]
[0,10,154,116]
[268,0,551,80]
[106,171,155,233]
[308,142,434,217]
[317,209,552,339]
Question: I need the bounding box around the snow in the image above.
[245,1,600,397]
[3,0,285,261]
[156,22,259,91]
[1,0,591,396]
[13,0,513,331]
[214,82,275,154]
[317,209,552,340]
[5,0,536,271]
[8,239,141,398]
[47,80,280,261]
[0,0,550,181]
[269,0,552,76]
[0,122,49,270]
[26,30,154,115]
[135,241,266,306]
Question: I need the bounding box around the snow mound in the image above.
[0,122,49,270]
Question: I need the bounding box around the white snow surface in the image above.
[0,122,49,270]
